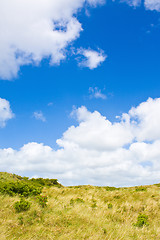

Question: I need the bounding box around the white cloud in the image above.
[127,98,160,141]
[1,98,160,186]
[77,49,107,69]
[33,111,46,122]
[0,0,105,80]
[58,106,133,151]
[0,98,14,127]
[145,0,160,11]
[87,0,105,6]
[121,0,141,7]
[47,102,53,107]
[122,0,160,11]
[89,87,107,99]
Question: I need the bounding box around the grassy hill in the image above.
[0,172,160,239]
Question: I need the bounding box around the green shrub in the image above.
[155,183,160,187]
[105,186,119,191]
[134,214,149,227]
[29,178,62,187]
[108,203,113,209]
[18,216,24,225]
[70,198,84,206]
[34,195,48,208]
[135,186,147,192]
[13,174,23,180]
[75,198,84,203]
[0,175,62,198]
[0,180,42,196]
[14,198,31,212]
[114,195,120,199]
[103,228,107,234]
[22,177,29,181]
[70,198,74,206]
[91,203,97,209]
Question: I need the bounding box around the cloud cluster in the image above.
[33,111,46,122]
[123,0,160,11]
[77,49,106,69]
[121,0,141,7]
[1,0,160,79]
[0,0,105,80]
[145,0,160,11]
[1,98,160,187]
[0,98,14,127]
[89,87,107,99]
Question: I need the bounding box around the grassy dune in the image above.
[0,172,160,239]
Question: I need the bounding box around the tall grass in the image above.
[0,172,160,239]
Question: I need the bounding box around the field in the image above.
[0,172,160,240]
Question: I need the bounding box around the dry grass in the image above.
[0,175,160,239]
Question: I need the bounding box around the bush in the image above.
[134,214,149,227]
[75,198,84,203]
[155,183,160,187]
[18,216,24,225]
[29,178,62,187]
[0,175,62,198]
[135,186,147,192]
[70,199,74,206]
[103,228,107,234]
[108,203,113,209]
[0,180,42,196]
[105,186,119,191]
[114,195,120,199]
[70,198,84,206]
[14,198,31,212]
[91,203,97,209]
[34,195,48,208]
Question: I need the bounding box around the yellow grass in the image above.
[0,174,160,239]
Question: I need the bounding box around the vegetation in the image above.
[134,214,149,228]
[0,172,160,239]
[14,198,31,212]
[0,172,62,197]
[0,180,42,196]
[35,195,48,208]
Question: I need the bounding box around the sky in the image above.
[1,0,160,186]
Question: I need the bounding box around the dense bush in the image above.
[14,198,31,212]
[0,173,62,198]
[29,178,62,187]
[34,195,48,208]
[0,180,42,196]
[108,203,113,209]
[134,214,149,227]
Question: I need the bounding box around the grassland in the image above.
[0,172,160,239]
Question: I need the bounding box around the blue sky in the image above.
[1,0,160,186]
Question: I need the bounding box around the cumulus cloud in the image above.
[58,106,133,151]
[1,98,160,186]
[0,98,14,127]
[127,98,160,141]
[89,87,107,99]
[0,0,105,80]
[77,49,106,69]
[33,111,46,122]
[145,0,160,11]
